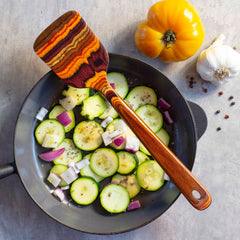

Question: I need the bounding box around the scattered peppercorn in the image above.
[186,75,189,79]
[215,110,220,114]
[224,114,229,119]
[230,102,235,106]
[233,46,237,50]
[218,91,223,96]
[202,87,208,93]
[228,96,234,100]
[216,127,221,131]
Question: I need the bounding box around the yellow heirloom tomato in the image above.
[135,0,205,62]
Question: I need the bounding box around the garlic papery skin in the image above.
[196,34,240,86]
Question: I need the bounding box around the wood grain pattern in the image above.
[34,11,211,210]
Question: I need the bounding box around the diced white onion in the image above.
[47,172,61,187]
[101,116,113,128]
[59,95,77,111]
[60,167,78,184]
[101,131,113,146]
[109,129,123,139]
[68,161,80,174]
[115,119,127,133]
[35,107,48,121]
[53,188,66,202]
[61,185,70,190]
[125,135,140,154]
[41,134,59,148]
[75,158,90,170]
[164,173,170,181]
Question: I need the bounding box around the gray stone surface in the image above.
[0,0,240,239]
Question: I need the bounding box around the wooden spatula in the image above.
[34,11,211,210]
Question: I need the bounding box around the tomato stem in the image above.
[163,30,176,48]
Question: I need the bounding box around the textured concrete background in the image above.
[0,0,240,239]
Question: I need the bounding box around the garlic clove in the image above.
[196,34,240,85]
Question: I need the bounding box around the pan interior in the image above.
[14,53,196,234]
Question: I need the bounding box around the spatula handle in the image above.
[93,78,212,210]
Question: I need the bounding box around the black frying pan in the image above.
[0,53,207,234]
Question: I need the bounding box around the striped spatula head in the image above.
[33,11,109,88]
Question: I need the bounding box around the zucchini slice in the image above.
[140,128,170,155]
[136,104,163,133]
[50,164,68,187]
[62,86,90,105]
[70,177,99,205]
[81,94,107,120]
[73,121,103,151]
[136,160,165,191]
[107,72,129,99]
[112,173,141,198]
[100,183,130,213]
[134,151,150,165]
[117,151,137,175]
[126,86,157,110]
[90,148,118,177]
[80,154,105,182]
[49,105,75,132]
[53,138,82,165]
[35,119,65,147]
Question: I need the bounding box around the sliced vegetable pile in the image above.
[35,72,173,213]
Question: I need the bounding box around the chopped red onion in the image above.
[113,136,126,147]
[35,107,48,121]
[39,148,65,161]
[163,111,174,124]
[53,188,66,202]
[158,98,171,110]
[101,131,113,146]
[47,172,61,187]
[60,167,78,184]
[110,83,116,89]
[56,111,72,127]
[127,200,141,211]
[125,135,140,154]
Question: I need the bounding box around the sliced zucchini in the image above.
[117,151,137,175]
[136,104,163,133]
[70,177,99,205]
[35,119,65,147]
[50,164,68,187]
[126,86,157,110]
[107,72,129,99]
[100,183,130,213]
[134,151,150,165]
[140,128,170,155]
[81,94,107,120]
[112,173,141,198]
[73,121,103,151]
[136,160,165,191]
[90,148,118,177]
[53,138,82,165]
[49,105,75,132]
[99,104,118,119]
[62,86,90,105]
[80,154,105,182]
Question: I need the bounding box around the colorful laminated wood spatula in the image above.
[33,11,211,210]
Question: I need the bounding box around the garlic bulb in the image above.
[196,34,240,85]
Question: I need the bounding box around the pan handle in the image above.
[188,101,208,141]
[0,163,16,179]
